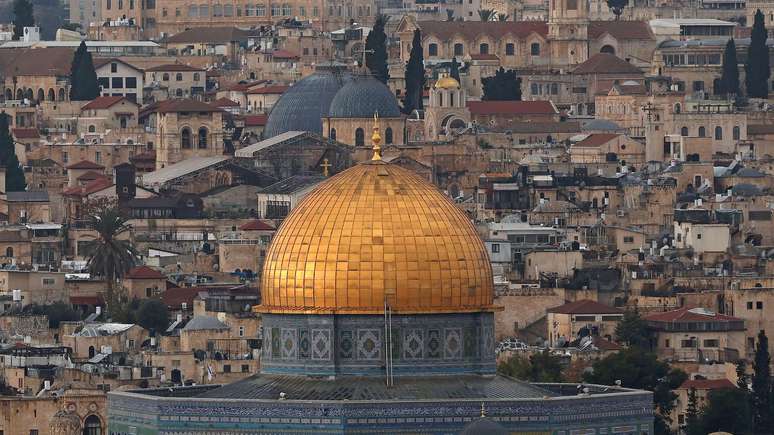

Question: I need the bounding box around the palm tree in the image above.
[477,8,496,21]
[497,13,509,21]
[84,205,138,308]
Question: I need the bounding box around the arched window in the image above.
[505,43,515,55]
[47,88,55,101]
[83,414,102,435]
[162,73,170,81]
[454,43,463,56]
[181,127,192,149]
[5,247,12,257]
[698,126,706,137]
[16,89,23,100]
[715,126,723,140]
[256,3,265,15]
[58,88,66,101]
[88,346,96,358]
[175,88,183,97]
[88,125,96,133]
[530,43,540,56]
[282,3,291,15]
[733,126,740,140]
[385,127,393,144]
[479,43,489,54]
[428,43,438,56]
[450,92,455,107]
[37,88,44,101]
[4,89,11,100]
[674,103,681,114]
[25,89,33,100]
[330,128,336,140]
[681,126,688,136]
[198,127,208,148]
[355,128,364,146]
[176,73,183,81]
[271,3,280,15]
[600,45,615,55]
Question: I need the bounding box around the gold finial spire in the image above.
[320,158,332,177]
[371,111,382,161]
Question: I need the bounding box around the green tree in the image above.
[718,38,740,96]
[11,0,34,41]
[746,9,770,98]
[606,0,627,20]
[402,29,425,114]
[498,350,563,382]
[583,347,687,434]
[450,57,461,82]
[497,13,509,21]
[477,9,496,21]
[699,387,752,434]
[615,309,651,348]
[0,112,27,192]
[685,387,702,435]
[752,330,772,432]
[69,41,100,101]
[83,205,138,308]
[481,67,522,101]
[365,15,390,85]
[737,359,749,390]
[24,302,81,328]
[136,299,170,332]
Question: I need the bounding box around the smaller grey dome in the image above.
[460,417,508,435]
[582,119,622,132]
[328,76,401,118]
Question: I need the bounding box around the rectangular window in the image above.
[601,315,621,321]
[42,278,55,286]
[703,339,719,348]
[491,243,500,253]
[665,339,670,348]
[505,43,515,55]
[62,152,68,163]
[749,210,772,221]
[574,315,596,322]
[242,364,249,372]
[98,77,109,89]
[748,301,754,309]
[239,326,245,337]
[125,77,137,88]
[223,364,231,373]
[111,62,118,73]
[623,236,634,243]
[95,151,102,163]
[757,301,763,309]
[111,77,124,88]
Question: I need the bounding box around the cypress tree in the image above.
[402,29,425,114]
[365,15,389,85]
[69,41,100,101]
[746,10,770,98]
[752,330,772,432]
[12,0,34,41]
[685,387,702,435]
[0,112,27,192]
[719,38,740,96]
[450,57,461,82]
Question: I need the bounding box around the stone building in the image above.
[0,47,73,103]
[144,64,206,100]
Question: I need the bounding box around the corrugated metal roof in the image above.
[234,131,306,157]
[141,156,229,187]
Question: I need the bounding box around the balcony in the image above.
[662,347,739,363]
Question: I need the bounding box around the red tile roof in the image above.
[547,299,623,315]
[268,49,300,59]
[573,53,643,75]
[66,160,105,170]
[246,85,290,95]
[645,307,742,323]
[679,379,736,390]
[11,128,39,139]
[242,114,268,127]
[588,20,654,40]
[470,53,500,61]
[145,63,204,72]
[62,178,113,197]
[212,97,240,107]
[591,337,623,351]
[126,265,166,279]
[162,286,204,309]
[81,96,135,111]
[76,170,105,181]
[0,47,75,76]
[240,219,275,231]
[417,21,549,41]
[141,99,221,114]
[466,100,557,116]
[573,133,620,148]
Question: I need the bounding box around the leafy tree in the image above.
[584,347,687,434]
[699,387,752,434]
[83,205,138,307]
[402,29,425,114]
[450,57,461,82]
[24,302,81,328]
[365,15,390,84]
[752,330,772,432]
[606,0,627,20]
[481,67,522,101]
[498,350,563,382]
[497,13,509,21]
[0,112,27,192]
[615,308,651,348]
[746,9,770,98]
[718,38,740,96]
[12,0,34,41]
[477,9,496,21]
[69,41,100,101]
[737,359,749,390]
[136,299,170,332]
[685,387,702,435]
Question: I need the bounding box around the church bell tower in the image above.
[548,0,590,66]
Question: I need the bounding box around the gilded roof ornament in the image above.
[371,112,382,161]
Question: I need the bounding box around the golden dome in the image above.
[257,161,495,315]
[435,75,460,89]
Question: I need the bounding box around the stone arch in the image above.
[600,45,615,55]
[16,88,24,100]
[37,88,45,102]
[4,88,11,100]
[58,88,66,101]
[48,88,55,101]
[83,414,102,435]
